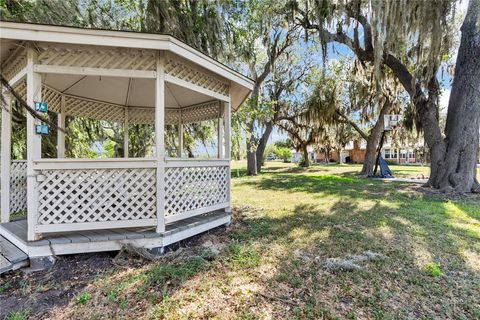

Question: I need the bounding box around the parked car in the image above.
[266,154,276,161]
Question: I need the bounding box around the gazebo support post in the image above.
[223,97,231,213]
[1,93,12,223]
[26,45,42,241]
[57,94,66,158]
[217,112,224,159]
[124,108,129,158]
[177,121,183,158]
[155,50,166,233]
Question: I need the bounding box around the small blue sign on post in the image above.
[35,124,49,135]
[34,101,48,113]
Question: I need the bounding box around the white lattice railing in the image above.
[28,158,230,235]
[10,160,27,213]
[33,159,158,233]
[0,160,28,214]
[164,159,230,223]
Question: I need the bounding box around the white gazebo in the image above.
[0,22,253,264]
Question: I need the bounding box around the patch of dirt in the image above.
[0,213,242,319]
[0,252,115,319]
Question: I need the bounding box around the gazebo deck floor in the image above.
[0,211,230,259]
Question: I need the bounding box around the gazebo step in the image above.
[0,235,29,274]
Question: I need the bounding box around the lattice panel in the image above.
[167,109,181,124]
[10,161,27,213]
[165,57,229,96]
[65,96,125,122]
[42,86,62,113]
[127,106,222,125]
[11,84,220,125]
[128,107,155,125]
[37,45,156,71]
[12,79,27,102]
[1,46,27,82]
[165,166,229,217]
[37,168,157,225]
[182,101,221,124]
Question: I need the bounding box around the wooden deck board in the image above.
[77,230,110,241]
[0,235,28,263]
[0,235,29,274]
[0,211,231,258]
[0,255,11,274]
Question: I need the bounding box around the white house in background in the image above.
[0,21,253,270]
[291,146,316,163]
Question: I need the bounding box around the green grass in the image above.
[6,310,30,320]
[23,161,480,319]
[424,262,444,277]
[75,292,92,305]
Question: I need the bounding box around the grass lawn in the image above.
[1,162,479,319]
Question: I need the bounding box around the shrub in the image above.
[276,147,292,163]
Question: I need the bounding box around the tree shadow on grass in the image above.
[232,196,480,318]
[236,171,400,201]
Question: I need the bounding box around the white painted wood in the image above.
[165,74,229,102]
[33,158,156,170]
[155,50,166,234]
[33,64,156,79]
[164,203,229,224]
[7,67,27,87]
[0,213,230,257]
[164,164,229,219]
[217,115,224,159]
[163,214,230,246]
[0,22,254,91]
[224,100,231,160]
[35,219,157,233]
[165,158,229,167]
[26,45,42,241]
[124,108,129,158]
[36,167,157,227]
[9,161,27,213]
[1,94,12,222]
[224,97,232,213]
[57,94,66,158]
[178,122,183,158]
[0,225,28,253]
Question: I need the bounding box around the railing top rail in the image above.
[165,158,230,167]
[11,160,27,163]
[33,158,157,170]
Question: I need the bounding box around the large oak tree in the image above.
[292,0,480,192]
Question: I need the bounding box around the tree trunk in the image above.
[429,0,480,193]
[255,121,274,172]
[361,138,378,176]
[301,144,310,167]
[247,150,257,175]
[246,84,260,176]
[360,100,394,176]
[246,119,258,175]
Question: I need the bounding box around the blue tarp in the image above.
[379,156,394,178]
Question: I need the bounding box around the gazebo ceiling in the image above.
[0,22,254,111]
[42,74,214,109]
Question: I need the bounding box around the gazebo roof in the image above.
[0,21,254,119]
